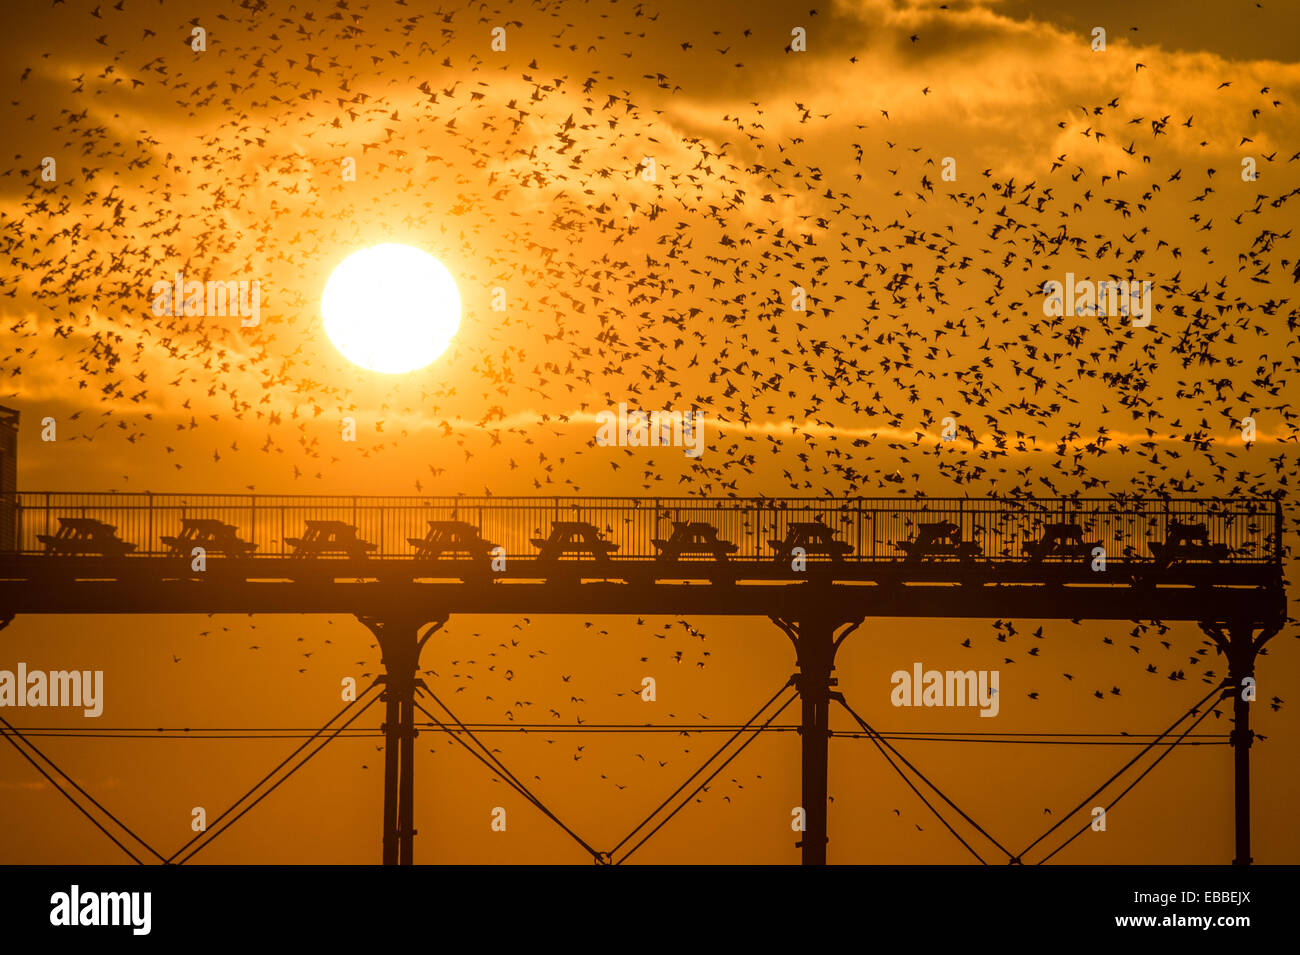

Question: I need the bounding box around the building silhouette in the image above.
[0,405,17,551]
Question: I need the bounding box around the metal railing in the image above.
[0,493,1282,564]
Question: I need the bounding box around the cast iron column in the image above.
[795,613,836,866]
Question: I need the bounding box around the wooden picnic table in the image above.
[768,521,853,562]
[653,521,738,562]
[1149,521,1228,568]
[161,518,257,558]
[285,520,376,559]
[408,521,497,559]
[530,522,619,561]
[895,520,981,561]
[1025,522,1097,561]
[37,517,137,557]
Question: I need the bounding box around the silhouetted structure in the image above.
[0,491,1284,865]
[0,407,16,551]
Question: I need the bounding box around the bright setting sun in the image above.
[321,243,461,374]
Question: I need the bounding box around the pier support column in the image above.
[1202,619,1279,866]
[360,614,445,865]
[774,611,861,866]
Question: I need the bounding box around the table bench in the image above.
[161,518,257,558]
[286,520,376,559]
[408,521,497,559]
[1149,522,1229,567]
[653,521,738,562]
[37,518,137,557]
[768,521,853,563]
[530,522,619,561]
[895,520,981,561]
[1025,522,1097,561]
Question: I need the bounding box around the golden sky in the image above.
[0,0,1297,864]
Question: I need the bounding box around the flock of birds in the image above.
[1,0,1296,856]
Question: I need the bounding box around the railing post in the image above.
[855,500,863,560]
[1274,497,1283,566]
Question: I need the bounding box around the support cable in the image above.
[830,700,987,864]
[1034,694,1223,865]
[614,688,800,866]
[0,725,1233,743]
[414,690,603,861]
[0,714,158,864]
[609,678,796,859]
[835,693,1011,862]
[167,679,381,864]
[1014,679,1227,863]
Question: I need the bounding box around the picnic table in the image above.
[530,522,619,561]
[1025,522,1097,561]
[768,521,853,563]
[161,518,257,558]
[408,521,497,559]
[285,520,376,559]
[895,520,981,561]
[653,521,739,562]
[1149,521,1228,568]
[37,517,137,557]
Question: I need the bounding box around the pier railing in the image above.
[0,493,1282,564]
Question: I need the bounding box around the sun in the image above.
[321,243,462,374]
